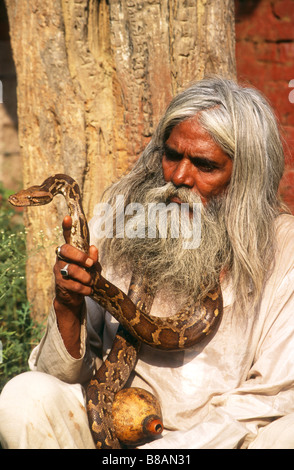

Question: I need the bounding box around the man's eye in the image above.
[191,157,220,173]
[164,151,182,162]
[197,164,217,173]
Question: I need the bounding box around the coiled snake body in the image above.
[9,174,223,448]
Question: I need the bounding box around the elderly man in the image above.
[1,77,294,449]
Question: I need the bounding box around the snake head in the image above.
[8,189,53,207]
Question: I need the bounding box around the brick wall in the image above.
[235,0,294,213]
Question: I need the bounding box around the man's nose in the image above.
[171,158,194,188]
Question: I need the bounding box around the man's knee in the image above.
[249,414,294,449]
[0,371,64,412]
[0,371,91,449]
[4,369,53,393]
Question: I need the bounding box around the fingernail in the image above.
[86,258,94,267]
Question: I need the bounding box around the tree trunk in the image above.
[5,0,236,322]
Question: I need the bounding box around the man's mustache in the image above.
[146,182,202,209]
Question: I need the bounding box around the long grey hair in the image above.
[98,77,287,310]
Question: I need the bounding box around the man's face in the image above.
[99,114,232,301]
[162,115,233,206]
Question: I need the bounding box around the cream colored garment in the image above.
[0,371,95,449]
[7,214,294,448]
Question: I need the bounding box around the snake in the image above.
[9,173,223,447]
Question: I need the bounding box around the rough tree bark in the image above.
[5,0,236,322]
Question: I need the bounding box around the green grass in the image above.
[0,183,44,392]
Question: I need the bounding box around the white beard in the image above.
[97,182,230,305]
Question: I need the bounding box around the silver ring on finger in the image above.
[60,263,70,278]
[56,245,66,261]
[56,245,62,259]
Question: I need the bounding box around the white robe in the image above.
[1,214,294,449]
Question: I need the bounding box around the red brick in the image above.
[273,0,294,23]
[279,42,294,63]
[236,0,294,212]
[254,42,294,65]
[236,0,294,42]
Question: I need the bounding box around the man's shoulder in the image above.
[275,213,294,234]
[275,213,294,252]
